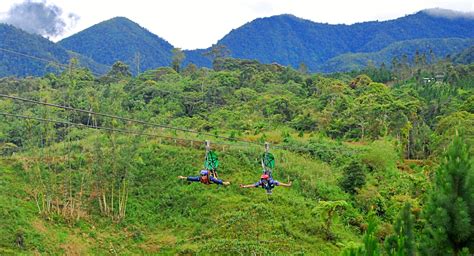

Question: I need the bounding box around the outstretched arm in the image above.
[277,181,292,187]
[240,181,259,188]
[210,176,230,186]
[178,176,201,182]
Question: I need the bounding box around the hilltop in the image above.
[58,17,174,74]
[1,8,473,77]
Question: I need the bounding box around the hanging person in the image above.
[178,140,230,186]
[178,169,230,185]
[240,173,291,194]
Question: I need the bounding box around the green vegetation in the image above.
[3,9,474,77]
[0,52,473,254]
[58,17,173,75]
[214,10,474,72]
[0,24,107,77]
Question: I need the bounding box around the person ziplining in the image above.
[178,140,230,186]
[240,142,291,194]
[240,173,292,194]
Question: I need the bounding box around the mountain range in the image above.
[1,8,473,77]
[0,24,107,77]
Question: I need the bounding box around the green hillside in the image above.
[0,23,107,77]
[209,9,474,71]
[454,45,474,64]
[2,8,474,76]
[321,38,474,72]
[0,56,473,254]
[58,17,174,74]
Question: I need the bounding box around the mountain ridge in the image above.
[58,16,174,74]
[1,8,474,77]
[0,23,107,77]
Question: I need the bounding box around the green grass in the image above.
[0,140,363,255]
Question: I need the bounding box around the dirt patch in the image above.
[32,219,47,233]
[138,233,177,253]
[59,233,90,256]
[60,241,84,256]
[139,243,161,254]
[343,141,368,146]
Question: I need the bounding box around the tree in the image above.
[421,135,474,255]
[102,61,132,84]
[434,111,474,155]
[384,203,415,256]
[340,160,366,195]
[298,62,309,74]
[343,214,381,256]
[203,44,231,70]
[313,200,348,241]
[171,48,185,73]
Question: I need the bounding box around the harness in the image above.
[261,142,275,179]
[260,179,275,190]
[200,174,211,185]
[204,141,219,179]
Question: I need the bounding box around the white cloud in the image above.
[1,0,473,49]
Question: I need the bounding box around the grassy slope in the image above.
[0,136,363,255]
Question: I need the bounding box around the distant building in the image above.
[422,73,445,84]
[422,77,434,84]
[435,73,445,83]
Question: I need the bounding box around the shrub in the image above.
[340,160,366,195]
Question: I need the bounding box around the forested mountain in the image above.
[1,8,473,77]
[321,38,474,72]
[454,45,474,64]
[58,17,174,74]
[0,24,106,77]
[210,10,474,71]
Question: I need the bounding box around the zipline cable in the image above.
[0,47,69,70]
[0,111,254,149]
[0,47,360,154]
[0,93,261,147]
[0,47,180,96]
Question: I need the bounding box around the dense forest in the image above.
[0,51,473,254]
[0,24,107,77]
[2,8,474,77]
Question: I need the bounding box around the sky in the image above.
[0,0,473,50]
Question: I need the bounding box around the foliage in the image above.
[3,11,474,76]
[384,203,415,256]
[313,200,348,241]
[340,160,367,195]
[361,140,399,172]
[0,24,106,77]
[58,17,173,74]
[0,49,473,254]
[421,135,474,255]
[342,214,381,256]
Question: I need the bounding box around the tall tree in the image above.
[203,44,231,70]
[171,48,185,73]
[421,135,474,255]
[385,203,415,256]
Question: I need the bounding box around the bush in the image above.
[361,140,398,172]
[340,160,366,195]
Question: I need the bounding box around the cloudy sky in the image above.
[0,0,473,49]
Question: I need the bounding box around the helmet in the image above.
[261,174,269,180]
[200,170,209,176]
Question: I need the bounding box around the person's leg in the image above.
[187,176,201,182]
[210,176,224,185]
